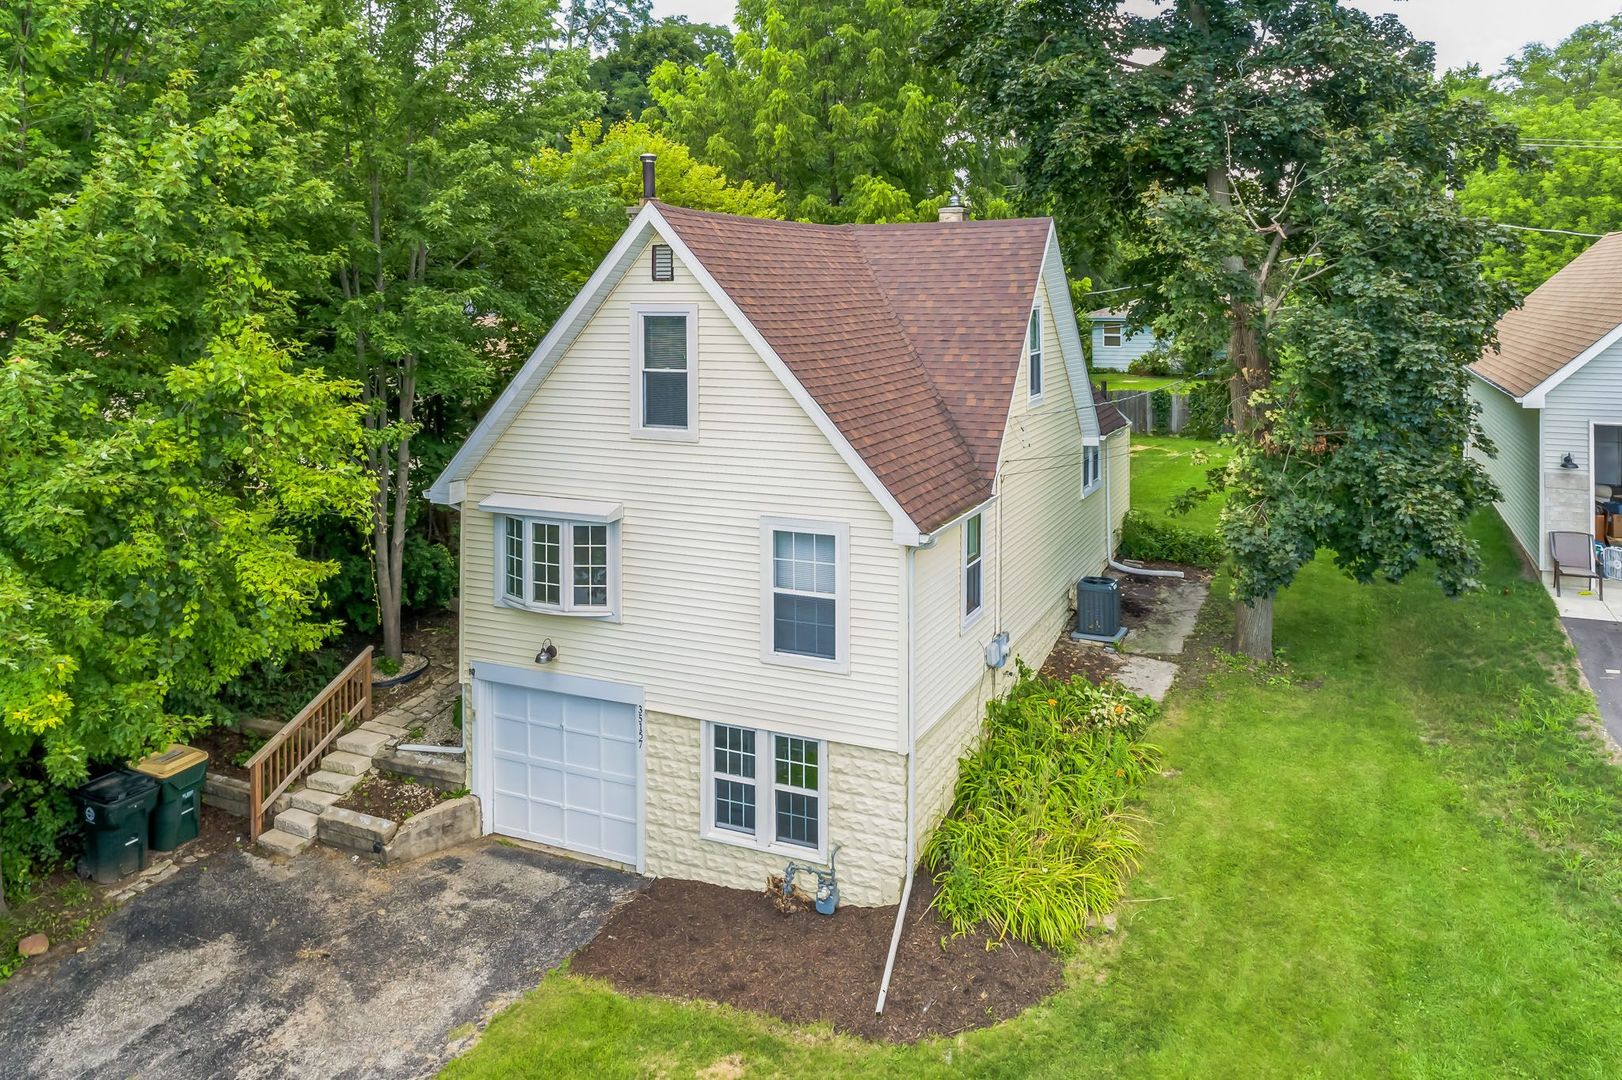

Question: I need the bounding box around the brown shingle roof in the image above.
[1094,389,1129,436]
[1471,232,1622,397]
[657,204,1056,532]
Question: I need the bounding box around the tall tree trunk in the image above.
[1209,164,1277,658]
[1233,593,1274,659]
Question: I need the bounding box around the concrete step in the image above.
[305,770,364,795]
[256,828,312,856]
[274,807,321,839]
[289,788,344,815]
[373,748,466,792]
[321,750,373,777]
[359,720,408,739]
[335,728,393,759]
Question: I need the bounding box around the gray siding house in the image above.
[1089,308,1165,371]
[1469,232,1622,574]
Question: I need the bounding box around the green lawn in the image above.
[444,452,1622,1078]
[1128,433,1230,534]
[1098,374,1181,392]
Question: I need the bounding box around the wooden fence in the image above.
[1098,385,1191,435]
[246,647,373,841]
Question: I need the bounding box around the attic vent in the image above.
[651,244,674,281]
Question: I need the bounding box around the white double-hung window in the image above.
[1102,323,1123,348]
[963,512,984,623]
[760,517,850,673]
[705,722,826,856]
[483,495,621,617]
[1027,305,1044,401]
[631,303,698,439]
[1082,443,1102,496]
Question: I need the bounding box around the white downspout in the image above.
[1102,429,1185,580]
[875,544,919,1014]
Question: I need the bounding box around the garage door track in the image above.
[0,838,640,1079]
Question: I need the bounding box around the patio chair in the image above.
[1550,530,1603,598]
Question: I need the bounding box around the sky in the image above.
[648,0,1621,74]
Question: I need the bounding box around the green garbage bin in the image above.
[75,770,159,884]
[133,744,210,851]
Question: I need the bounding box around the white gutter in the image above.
[1103,428,1185,580]
[875,545,919,1014]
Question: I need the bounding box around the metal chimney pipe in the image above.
[640,154,656,201]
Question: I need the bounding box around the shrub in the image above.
[1127,350,1174,376]
[321,533,458,636]
[923,666,1161,949]
[1118,509,1225,567]
[1182,378,1231,439]
[1,774,76,900]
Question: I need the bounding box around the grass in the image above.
[443,449,1622,1078]
[1098,374,1182,392]
[1,875,111,981]
[1128,434,1230,534]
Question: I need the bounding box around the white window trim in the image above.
[629,302,699,442]
[1082,442,1103,497]
[700,721,829,862]
[758,516,851,675]
[1102,323,1124,348]
[492,513,622,620]
[1028,305,1044,404]
[961,512,987,630]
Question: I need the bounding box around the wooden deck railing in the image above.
[247,647,373,841]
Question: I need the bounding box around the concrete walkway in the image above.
[1563,617,1622,747]
[1,839,639,1080]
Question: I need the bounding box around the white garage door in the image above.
[480,674,642,867]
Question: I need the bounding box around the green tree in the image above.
[1,4,370,888]
[303,0,599,664]
[589,16,733,125]
[560,0,651,51]
[940,0,1521,657]
[1454,17,1622,293]
[648,0,1012,222]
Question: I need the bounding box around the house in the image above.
[1089,307,1167,371]
[1469,232,1622,579]
[426,186,1132,906]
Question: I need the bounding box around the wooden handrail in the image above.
[247,647,373,841]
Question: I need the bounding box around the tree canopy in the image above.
[940,0,1522,656]
[648,0,1013,222]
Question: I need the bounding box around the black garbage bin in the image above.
[74,770,159,884]
[133,745,210,851]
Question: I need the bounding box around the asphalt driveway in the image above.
[1563,616,1622,746]
[0,838,640,1079]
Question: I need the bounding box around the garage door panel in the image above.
[481,678,641,866]
[601,739,636,780]
[531,723,563,762]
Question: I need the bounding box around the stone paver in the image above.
[289,788,344,814]
[256,828,312,856]
[305,770,363,795]
[335,728,394,758]
[274,807,321,839]
[320,750,374,776]
[0,841,640,1080]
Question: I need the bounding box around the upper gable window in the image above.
[631,304,699,441]
[1028,307,1044,401]
[1102,324,1123,348]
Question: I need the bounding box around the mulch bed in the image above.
[1041,637,1126,683]
[336,773,447,821]
[571,874,1062,1042]
[187,727,261,781]
[370,611,457,713]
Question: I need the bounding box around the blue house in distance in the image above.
[1089,308,1165,372]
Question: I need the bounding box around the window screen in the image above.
[641,314,688,428]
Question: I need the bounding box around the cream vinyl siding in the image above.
[914,269,1111,736]
[460,238,903,750]
[1107,428,1131,548]
[1468,373,1541,567]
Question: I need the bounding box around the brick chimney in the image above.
[937,194,965,223]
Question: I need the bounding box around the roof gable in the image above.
[1471,232,1622,400]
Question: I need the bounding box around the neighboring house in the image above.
[427,191,1132,906]
[1469,232,1622,575]
[1089,308,1166,371]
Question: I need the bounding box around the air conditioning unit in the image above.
[1072,576,1126,643]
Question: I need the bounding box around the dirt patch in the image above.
[571,874,1062,1042]
[1041,638,1126,683]
[188,727,263,781]
[371,610,457,712]
[336,773,448,821]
